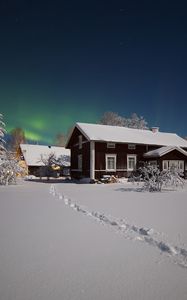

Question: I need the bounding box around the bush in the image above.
[136,164,184,192]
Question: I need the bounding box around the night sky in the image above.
[1,0,187,144]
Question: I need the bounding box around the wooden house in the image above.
[66,123,187,180]
[17,144,70,177]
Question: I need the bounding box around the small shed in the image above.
[144,146,187,175]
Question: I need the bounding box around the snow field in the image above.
[0,180,187,300]
[50,184,187,269]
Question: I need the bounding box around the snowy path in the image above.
[50,184,187,270]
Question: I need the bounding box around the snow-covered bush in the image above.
[0,113,22,185]
[136,164,184,192]
[0,152,22,185]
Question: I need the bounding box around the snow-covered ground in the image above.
[0,179,187,300]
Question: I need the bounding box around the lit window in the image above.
[106,154,116,171]
[107,142,115,148]
[78,154,82,170]
[128,144,136,150]
[127,155,137,171]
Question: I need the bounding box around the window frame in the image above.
[128,143,136,150]
[179,160,184,171]
[163,160,169,171]
[127,154,137,171]
[105,154,117,171]
[162,160,184,171]
[107,142,115,149]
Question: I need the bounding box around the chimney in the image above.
[151,127,159,133]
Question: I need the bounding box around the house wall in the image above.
[94,142,148,179]
[68,129,152,179]
[68,127,90,179]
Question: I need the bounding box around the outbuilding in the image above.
[18,144,70,177]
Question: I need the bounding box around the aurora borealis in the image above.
[1,0,187,144]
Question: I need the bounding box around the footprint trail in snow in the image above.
[50,185,187,269]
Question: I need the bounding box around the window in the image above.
[128,144,136,150]
[78,135,82,149]
[107,142,115,148]
[179,161,184,171]
[78,154,82,170]
[105,154,116,171]
[169,160,184,172]
[163,160,169,171]
[163,160,184,171]
[127,155,137,171]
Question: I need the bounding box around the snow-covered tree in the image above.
[0,113,6,153]
[9,127,26,152]
[99,111,125,126]
[54,133,66,146]
[125,113,148,130]
[0,152,22,185]
[99,111,149,129]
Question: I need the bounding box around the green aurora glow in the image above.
[2,88,101,144]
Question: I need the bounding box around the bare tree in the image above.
[10,128,26,152]
[39,153,70,180]
[54,133,66,146]
[39,153,56,180]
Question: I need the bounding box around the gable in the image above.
[66,126,89,148]
[144,146,187,159]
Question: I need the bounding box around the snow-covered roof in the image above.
[20,144,70,166]
[144,146,187,158]
[71,123,187,148]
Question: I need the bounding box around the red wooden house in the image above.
[66,123,187,180]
